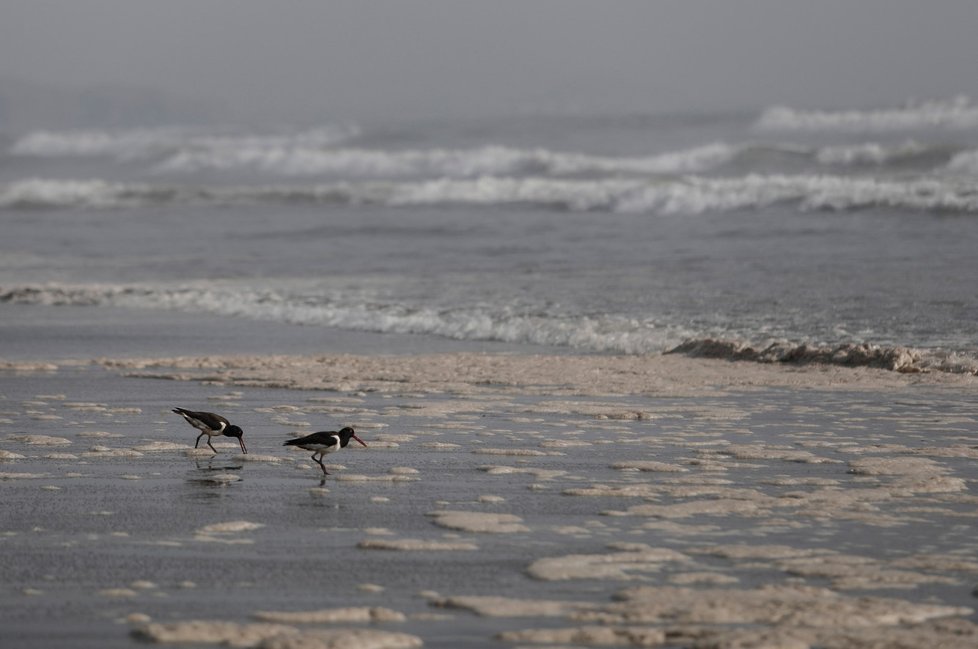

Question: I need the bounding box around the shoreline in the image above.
[92,351,978,397]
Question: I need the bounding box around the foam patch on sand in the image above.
[539,439,593,448]
[132,619,423,648]
[236,453,286,463]
[194,473,242,485]
[432,595,595,617]
[388,467,419,475]
[197,521,264,535]
[193,521,263,542]
[132,621,294,645]
[776,553,959,590]
[593,452,970,526]
[427,510,530,534]
[253,607,406,623]
[612,461,688,473]
[479,466,567,481]
[691,544,964,590]
[603,498,766,520]
[848,456,967,493]
[80,446,144,458]
[43,452,77,460]
[77,430,123,438]
[472,448,553,457]
[131,441,188,452]
[562,484,661,498]
[491,582,977,648]
[420,442,460,450]
[719,444,841,464]
[581,582,972,626]
[6,434,71,445]
[63,402,110,412]
[527,543,691,581]
[498,625,667,646]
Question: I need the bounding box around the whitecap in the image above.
[6,173,978,216]
[755,96,978,131]
[154,142,737,178]
[9,125,359,160]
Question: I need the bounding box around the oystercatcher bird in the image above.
[283,427,367,475]
[172,408,248,454]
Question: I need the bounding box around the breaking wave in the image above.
[153,140,960,177]
[668,338,978,375]
[4,283,975,374]
[945,149,978,175]
[0,283,682,355]
[8,126,964,180]
[755,97,978,132]
[4,174,978,214]
[7,127,735,179]
[153,142,737,178]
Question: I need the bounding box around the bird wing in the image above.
[174,408,227,432]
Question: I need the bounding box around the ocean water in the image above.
[2,98,978,370]
[3,99,978,649]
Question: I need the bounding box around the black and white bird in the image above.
[172,408,248,454]
[283,427,367,475]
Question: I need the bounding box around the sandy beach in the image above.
[2,352,976,648]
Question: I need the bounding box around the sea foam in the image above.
[4,174,977,213]
[668,338,978,375]
[4,282,978,374]
[0,281,685,354]
[945,149,978,174]
[755,97,978,132]
[8,126,359,160]
[154,142,737,177]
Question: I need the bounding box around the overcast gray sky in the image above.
[1,1,976,124]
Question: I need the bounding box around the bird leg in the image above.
[207,438,218,453]
[195,432,205,449]
[312,452,329,475]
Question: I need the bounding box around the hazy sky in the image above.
[1,1,976,124]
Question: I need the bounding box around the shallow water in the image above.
[1,362,976,648]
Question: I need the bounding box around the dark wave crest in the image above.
[667,338,978,375]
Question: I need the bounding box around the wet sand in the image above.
[1,354,977,648]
